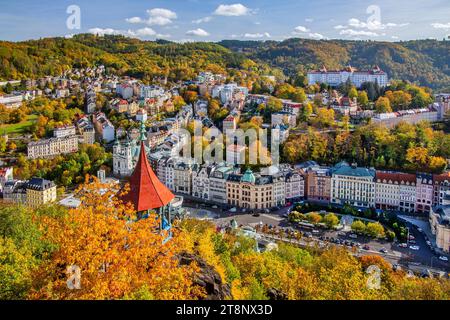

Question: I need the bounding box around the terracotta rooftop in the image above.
[120,141,174,212]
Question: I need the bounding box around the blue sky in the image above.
[1,0,450,42]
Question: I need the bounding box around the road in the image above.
[185,204,450,275]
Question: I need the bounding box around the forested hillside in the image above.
[0,34,269,84]
[2,35,450,90]
[219,38,450,90]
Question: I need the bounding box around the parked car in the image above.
[409,240,416,244]
[229,207,237,213]
[363,245,370,250]
[417,228,423,233]
[438,256,449,262]
[409,245,420,251]
[380,247,388,254]
[426,241,432,246]
[312,229,320,234]
[252,212,261,217]
[398,243,408,248]
[349,234,358,239]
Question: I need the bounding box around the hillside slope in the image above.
[219,38,450,89]
[1,35,450,90]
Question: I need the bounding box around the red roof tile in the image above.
[375,171,416,184]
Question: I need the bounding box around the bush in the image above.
[351,220,366,234]
[323,213,339,228]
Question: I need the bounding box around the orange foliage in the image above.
[29,176,204,300]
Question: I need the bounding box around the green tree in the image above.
[351,220,366,234]
[348,87,358,100]
[366,222,385,238]
[375,97,392,113]
[357,91,369,107]
[323,213,339,228]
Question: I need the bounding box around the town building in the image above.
[302,164,332,203]
[433,172,450,207]
[226,169,276,210]
[416,173,434,214]
[330,162,376,208]
[284,169,304,201]
[223,114,238,132]
[192,164,214,201]
[429,205,450,253]
[25,177,57,208]
[140,85,165,99]
[0,93,23,108]
[116,83,134,99]
[281,100,303,116]
[209,164,237,204]
[93,112,115,143]
[307,65,388,88]
[3,177,57,208]
[27,135,79,159]
[136,109,148,122]
[76,115,96,145]
[372,107,440,128]
[0,167,13,193]
[271,112,297,128]
[53,125,76,138]
[375,171,416,212]
[85,90,96,114]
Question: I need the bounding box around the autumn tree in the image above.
[357,91,369,107]
[323,213,339,228]
[375,97,392,113]
[29,177,204,300]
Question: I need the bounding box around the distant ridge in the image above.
[1,34,450,90]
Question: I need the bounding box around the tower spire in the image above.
[139,120,147,141]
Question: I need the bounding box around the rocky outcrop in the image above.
[178,252,231,300]
[266,288,288,300]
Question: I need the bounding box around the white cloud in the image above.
[293,26,310,33]
[214,4,250,16]
[340,29,379,37]
[243,32,271,38]
[126,8,177,26]
[186,28,210,37]
[147,8,177,20]
[192,16,212,24]
[309,32,325,40]
[134,27,156,37]
[88,27,159,39]
[126,17,144,24]
[338,18,409,31]
[431,22,450,29]
[305,18,314,23]
[391,35,399,39]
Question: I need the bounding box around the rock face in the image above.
[266,288,288,300]
[178,252,231,300]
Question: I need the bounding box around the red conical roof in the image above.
[121,141,174,212]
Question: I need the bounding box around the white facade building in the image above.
[331,162,376,208]
[307,65,388,88]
